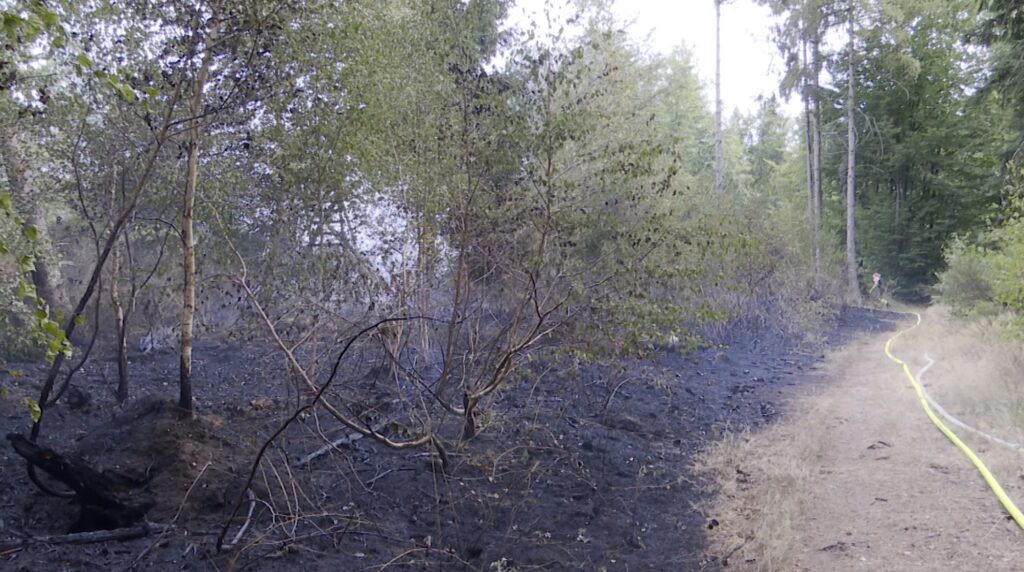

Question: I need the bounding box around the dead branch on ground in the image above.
[0,523,173,552]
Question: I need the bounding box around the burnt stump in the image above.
[8,433,155,532]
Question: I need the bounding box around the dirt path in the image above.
[701,309,1022,571]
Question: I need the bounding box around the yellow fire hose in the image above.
[883,310,1024,529]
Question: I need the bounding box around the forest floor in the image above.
[0,307,896,572]
[699,306,1024,571]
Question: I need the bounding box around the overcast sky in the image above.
[510,0,795,116]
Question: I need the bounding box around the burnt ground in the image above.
[0,307,903,571]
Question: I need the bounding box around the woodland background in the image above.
[1,0,1024,564]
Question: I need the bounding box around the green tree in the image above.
[839,0,1008,298]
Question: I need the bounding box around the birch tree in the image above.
[178,26,215,415]
[714,0,725,195]
[845,3,859,300]
[158,0,306,415]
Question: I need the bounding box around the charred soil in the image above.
[0,307,896,571]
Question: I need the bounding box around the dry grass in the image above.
[891,306,1024,495]
[693,305,1024,571]
[695,423,821,571]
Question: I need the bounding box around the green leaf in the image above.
[23,225,38,241]
[18,254,35,273]
[41,320,63,338]
[0,193,11,210]
[23,13,44,37]
[118,84,136,102]
[24,398,41,423]
[3,13,22,32]
[75,53,93,69]
[32,308,47,322]
[15,280,32,299]
[40,9,58,28]
[73,314,86,327]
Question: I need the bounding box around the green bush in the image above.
[0,230,45,361]
[989,216,1024,315]
[937,188,1024,334]
[936,238,994,317]
[0,194,69,363]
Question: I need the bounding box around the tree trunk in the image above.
[109,180,129,404]
[0,123,71,316]
[845,7,860,301]
[810,34,824,276]
[894,168,906,236]
[179,43,215,416]
[801,32,819,276]
[714,0,724,195]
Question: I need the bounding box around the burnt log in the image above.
[7,433,155,532]
[0,522,172,552]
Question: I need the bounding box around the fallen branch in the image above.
[295,412,403,468]
[227,489,256,547]
[0,522,172,552]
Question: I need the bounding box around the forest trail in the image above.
[701,309,1023,571]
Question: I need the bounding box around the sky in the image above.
[509,0,797,116]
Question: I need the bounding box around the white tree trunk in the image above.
[180,40,215,415]
[801,32,818,275]
[810,34,823,276]
[714,0,724,195]
[845,7,860,301]
[109,179,129,403]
